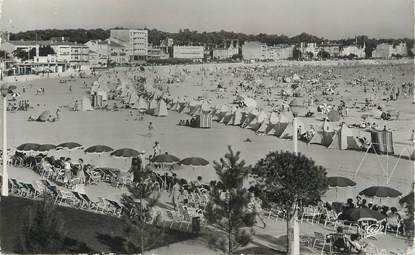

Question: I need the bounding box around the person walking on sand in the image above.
[147,122,154,137]
[69,84,72,94]
[56,108,61,121]
[153,141,161,157]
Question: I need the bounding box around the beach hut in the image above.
[309,120,335,146]
[230,109,243,126]
[328,123,362,150]
[81,96,94,111]
[154,99,168,117]
[198,102,212,128]
[369,129,394,155]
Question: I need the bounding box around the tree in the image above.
[13,48,31,61]
[292,48,302,60]
[317,50,330,59]
[252,151,328,255]
[205,146,255,254]
[120,166,160,254]
[17,194,67,253]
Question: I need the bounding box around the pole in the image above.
[2,95,7,196]
[290,117,300,255]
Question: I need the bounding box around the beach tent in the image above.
[279,111,294,123]
[215,105,229,122]
[137,97,148,111]
[247,110,267,130]
[230,109,243,126]
[263,112,280,134]
[154,99,168,117]
[223,107,236,124]
[129,93,140,109]
[242,109,259,128]
[81,96,94,111]
[328,123,362,150]
[369,129,394,155]
[37,110,53,122]
[148,98,158,114]
[279,119,306,139]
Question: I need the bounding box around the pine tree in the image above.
[121,167,160,254]
[252,151,328,255]
[206,146,255,254]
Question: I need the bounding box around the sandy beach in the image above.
[5,59,414,253]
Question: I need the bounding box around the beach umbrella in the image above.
[110,148,140,158]
[37,144,56,152]
[339,208,386,222]
[327,111,340,122]
[152,153,180,164]
[17,143,40,152]
[327,176,356,201]
[399,192,414,207]
[179,157,209,166]
[359,186,402,198]
[84,145,114,154]
[57,142,83,150]
[327,176,356,188]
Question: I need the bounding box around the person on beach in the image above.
[147,122,154,137]
[153,141,161,157]
[77,159,86,184]
[63,158,72,185]
[56,108,61,121]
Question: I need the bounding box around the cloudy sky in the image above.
[0,0,413,39]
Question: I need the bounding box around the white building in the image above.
[173,46,204,60]
[213,40,239,60]
[242,41,293,61]
[242,41,267,60]
[340,44,366,58]
[85,40,110,67]
[266,45,294,60]
[110,29,148,63]
[50,42,89,67]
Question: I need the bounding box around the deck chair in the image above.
[301,206,320,224]
[312,232,331,255]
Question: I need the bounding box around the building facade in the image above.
[266,45,294,60]
[50,42,89,67]
[242,41,267,60]
[110,29,148,63]
[340,44,366,58]
[173,46,204,60]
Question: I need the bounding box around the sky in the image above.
[0,0,413,39]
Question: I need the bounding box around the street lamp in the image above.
[1,83,8,196]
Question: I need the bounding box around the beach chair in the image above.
[165,210,185,230]
[323,210,339,228]
[301,206,320,224]
[71,191,89,209]
[385,217,405,236]
[80,193,100,212]
[360,222,384,240]
[312,232,332,254]
[105,199,123,217]
[364,243,388,255]
[20,182,41,199]
[56,189,79,207]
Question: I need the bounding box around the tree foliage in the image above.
[252,151,328,211]
[17,195,67,253]
[120,166,161,254]
[252,151,327,254]
[205,146,255,254]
